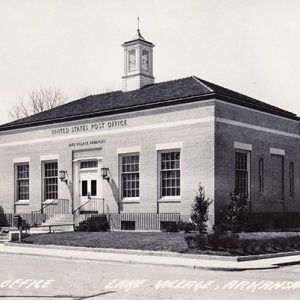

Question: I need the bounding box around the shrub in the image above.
[78,216,110,232]
[185,231,300,255]
[212,214,228,234]
[226,192,248,232]
[161,221,179,232]
[243,221,265,232]
[0,206,8,227]
[185,234,208,250]
[207,232,240,251]
[191,183,213,233]
[77,220,87,231]
[178,221,196,233]
[215,191,249,233]
[288,236,300,249]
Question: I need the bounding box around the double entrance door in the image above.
[79,160,102,213]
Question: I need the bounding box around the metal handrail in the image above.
[73,197,104,214]
[31,198,70,226]
[32,198,70,214]
[32,199,56,215]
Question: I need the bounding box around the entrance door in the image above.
[79,160,102,213]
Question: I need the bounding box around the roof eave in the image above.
[122,39,154,46]
[0,93,215,132]
[215,94,300,121]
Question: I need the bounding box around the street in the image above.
[0,253,300,299]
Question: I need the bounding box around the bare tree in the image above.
[9,87,66,120]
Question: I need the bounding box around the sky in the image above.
[0,0,300,125]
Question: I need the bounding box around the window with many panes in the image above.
[44,161,58,200]
[121,155,139,198]
[160,151,180,197]
[80,160,98,169]
[16,164,29,201]
[235,151,249,196]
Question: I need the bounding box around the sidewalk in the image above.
[1,242,300,271]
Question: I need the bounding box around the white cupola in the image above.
[122,29,155,92]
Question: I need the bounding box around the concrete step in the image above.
[46,217,73,220]
[0,233,10,243]
[43,222,73,226]
[43,224,73,227]
[30,225,74,234]
[47,215,73,219]
[42,214,74,226]
[43,220,73,224]
[48,216,73,219]
[47,217,73,220]
[0,238,9,243]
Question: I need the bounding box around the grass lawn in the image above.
[22,231,190,253]
[21,231,300,256]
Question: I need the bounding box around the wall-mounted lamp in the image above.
[101,167,110,182]
[59,170,68,183]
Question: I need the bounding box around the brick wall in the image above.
[1,97,299,230]
[0,101,215,224]
[215,100,300,222]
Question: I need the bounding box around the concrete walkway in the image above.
[1,243,300,271]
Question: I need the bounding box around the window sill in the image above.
[15,200,29,205]
[158,197,181,203]
[121,198,140,203]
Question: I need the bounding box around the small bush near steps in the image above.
[76,216,110,232]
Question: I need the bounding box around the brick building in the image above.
[0,30,299,230]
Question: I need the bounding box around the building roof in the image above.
[123,29,154,46]
[0,76,298,132]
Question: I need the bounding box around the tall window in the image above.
[16,164,29,201]
[44,161,58,200]
[235,151,249,196]
[121,155,139,198]
[160,151,180,197]
[289,162,294,197]
[258,158,264,193]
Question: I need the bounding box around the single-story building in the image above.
[0,30,299,230]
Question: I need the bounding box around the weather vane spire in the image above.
[137,16,140,31]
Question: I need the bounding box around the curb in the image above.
[236,250,300,262]
[0,243,283,271]
[5,242,300,262]
[4,242,238,261]
[0,248,279,272]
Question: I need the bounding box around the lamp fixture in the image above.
[59,170,68,183]
[101,167,110,182]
